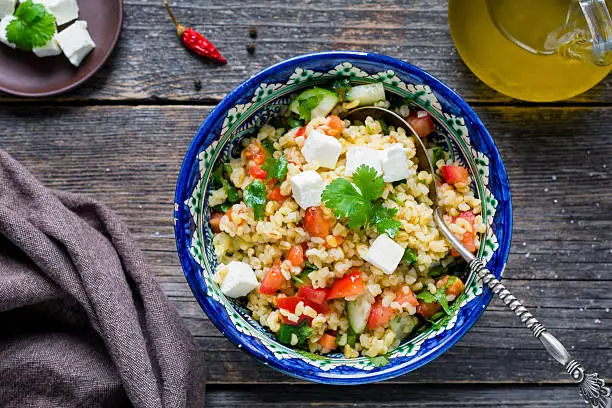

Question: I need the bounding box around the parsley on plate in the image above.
[7,0,56,51]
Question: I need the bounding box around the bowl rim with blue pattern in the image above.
[173,51,512,385]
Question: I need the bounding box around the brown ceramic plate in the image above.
[0,0,123,97]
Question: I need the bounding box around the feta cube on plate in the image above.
[0,0,16,19]
[290,170,324,210]
[0,15,15,49]
[220,261,259,298]
[55,20,95,67]
[345,146,383,177]
[363,234,405,275]
[301,129,342,169]
[33,34,62,57]
[35,0,79,26]
[382,144,413,182]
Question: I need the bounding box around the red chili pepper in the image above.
[164,1,227,65]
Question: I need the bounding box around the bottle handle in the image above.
[580,0,612,65]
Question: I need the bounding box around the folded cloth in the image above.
[0,151,204,408]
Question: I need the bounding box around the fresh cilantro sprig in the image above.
[417,288,451,315]
[277,321,313,347]
[297,95,322,121]
[6,0,56,51]
[402,248,418,264]
[262,154,288,184]
[321,165,401,237]
[243,179,267,220]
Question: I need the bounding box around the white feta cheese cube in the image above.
[220,261,259,298]
[301,129,342,169]
[0,0,16,19]
[345,146,383,177]
[35,0,79,26]
[55,20,95,67]
[363,234,405,275]
[33,34,61,57]
[0,15,15,49]
[382,144,413,182]
[290,170,324,210]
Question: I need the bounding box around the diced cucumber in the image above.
[345,83,385,106]
[346,295,372,334]
[289,87,340,121]
[389,314,419,348]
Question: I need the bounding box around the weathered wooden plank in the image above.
[205,384,584,407]
[0,0,610,103]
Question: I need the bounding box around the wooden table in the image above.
[1,1,610,406]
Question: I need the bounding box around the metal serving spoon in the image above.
[344,106,611,408]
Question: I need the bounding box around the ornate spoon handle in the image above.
[432,210,610,407]
[469,258,611,408]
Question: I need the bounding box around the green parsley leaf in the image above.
[372,202,401,238]
[416,290,437,303]
[262,154,288,184]
[402,248,418,264]
[221,179,240,203]
[286,117,303,129]
[346,326,357,348]
[368,355,390,367]
[322,166,401,234]
[214,202,232,213]
[375,218,402,238]
[291,275,304,285]
[277,321,313,347]
[243,180,267,220]
[378,119,389,135]
[433,288,451,315]
[428,265,445,278]
[429,146,446,165]
[297,95,322,121]
[428,311,446,322]
[6,0,56,51]
[303,261,318,275]
[352,165,384,202]
[260,138,275,154]
[321,177,370,230]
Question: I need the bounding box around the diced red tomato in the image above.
[276,295,328,324]
[327,269,364,299]
[248,165,268,180]
[276,296,311,325]
[417,300,442,319]
[395,286,419,308]
[304,206,330,238]
[441,165,469,185]
[319,333,337,351]
[407,111,435,138]
[210,212,223,233]
[243,141,267,165]
[296,126,306,137]
[326,115,345,137]
[300,241,309,252]
[456,210,476,224]
[450,210,477,257]
[437,276,466,297]
[259,260,285,295]
[298,286,329,305]
[367,298,396,330]
[287,245,305,266]
[267,187,289,203]
[307,299,330,315]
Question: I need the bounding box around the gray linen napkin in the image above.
[0,150,204,408]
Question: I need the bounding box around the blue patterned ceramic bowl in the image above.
[174,51,512,384]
